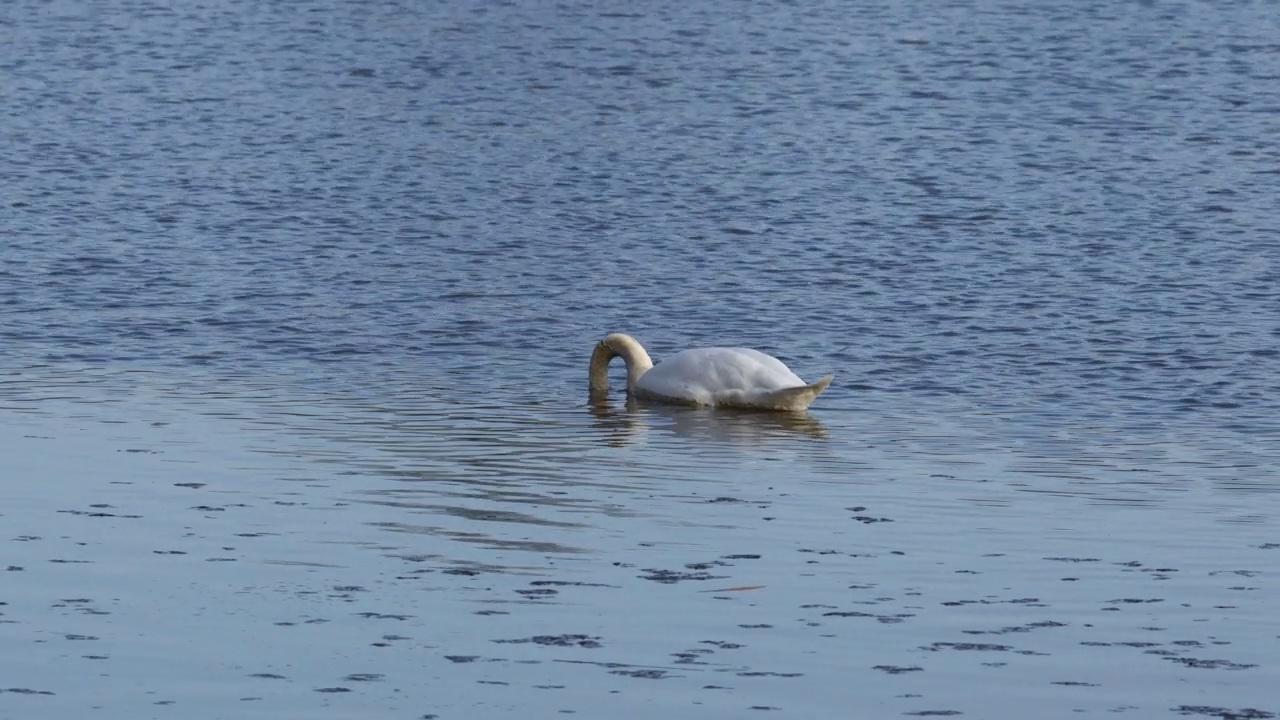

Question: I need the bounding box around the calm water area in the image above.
[2,1,1278,718]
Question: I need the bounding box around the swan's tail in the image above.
[755,375,833,412]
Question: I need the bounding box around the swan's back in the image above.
[635,347,811,407]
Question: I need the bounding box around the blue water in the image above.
[2,1,1278,718]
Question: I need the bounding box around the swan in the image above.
[588,333,833,411]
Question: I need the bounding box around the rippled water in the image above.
[3,1,1278,718]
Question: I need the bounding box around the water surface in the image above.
[2,0,1278,718]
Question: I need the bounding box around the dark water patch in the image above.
[494,635,602,649]
[851,514,894,524]
[610,669,671,679]
[1167,658,1258,670]
[1174,708,1275,719]
[700,641,743,650]
[874,665,923,674]
[672,650,713,665]
[823,610,914,624]
[58,508,143,519]
[962,621,1067,635]
[640,568,728,584]
[941,598,1045,608]
[528,580,617,588]
[921,642,1012,652]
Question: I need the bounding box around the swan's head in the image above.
[589,333,655,397]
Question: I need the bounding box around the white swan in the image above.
[588,333,833,411]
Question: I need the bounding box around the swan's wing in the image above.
[721,348,801,382]
[635,347,807,404]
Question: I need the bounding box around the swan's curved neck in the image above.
[589,333,654,396]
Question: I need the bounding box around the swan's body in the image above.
[589,333,832,411]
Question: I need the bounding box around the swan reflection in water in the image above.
[588,393,828,446]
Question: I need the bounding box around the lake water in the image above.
[2,0,1278,718]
